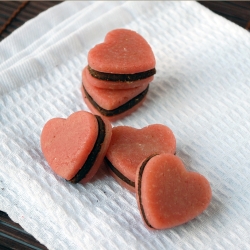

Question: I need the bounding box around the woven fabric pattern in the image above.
[1,2,250,249]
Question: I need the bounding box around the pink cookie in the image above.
[105,125,176,192]
[136,154,212,229]
[82,66,154,90]
[41,111,112,183]
[88,29,156,80]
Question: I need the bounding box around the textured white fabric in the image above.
[1,1,250,249]
[0,1,91,65]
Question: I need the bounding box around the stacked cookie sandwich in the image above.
[82,28,156,121]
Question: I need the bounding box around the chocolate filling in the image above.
[105,157,135,187]
[88,65,156,82]
[69,115,105,183]
[137,154,159,229]
[82,83,149,117]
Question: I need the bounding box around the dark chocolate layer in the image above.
[82,83,149,117]
[69,115,105,183]
[105,157,135,187]
[137,154,159,229]
[88,65,156,82]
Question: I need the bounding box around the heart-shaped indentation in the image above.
[41,111,102,182]
[88,29,156,74]
[136,154,212,229]
[105,125,176,191]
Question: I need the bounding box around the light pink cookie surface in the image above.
[105,125,176,192]
[82,67,154,90]
[136,154,212,230]
[88,29,156,74]
[40,111,112,183]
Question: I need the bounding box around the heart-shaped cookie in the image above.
[40,111,112,183]
[105,125,176,192]
[136,154,212,229]
[88,29,156,76]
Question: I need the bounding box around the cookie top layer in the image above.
[136,154,212,229]
[88,29,156,74]
[41,111,98,180]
